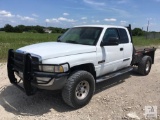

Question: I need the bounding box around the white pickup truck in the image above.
[7,24,156,108]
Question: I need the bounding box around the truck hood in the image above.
[18,42,96,60]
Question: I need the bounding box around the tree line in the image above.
[132,28,160,36]
[0,24,68,33]
[0,24,159,36]
[132,28,143,36]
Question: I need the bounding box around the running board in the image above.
[96,67,133,83]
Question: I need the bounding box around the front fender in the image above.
[42,52,97,68]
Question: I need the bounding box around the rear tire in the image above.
[138,56,152,75]
[62,70,95,108]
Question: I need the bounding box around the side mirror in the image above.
[100,37,119,46]
[57,35,62,42]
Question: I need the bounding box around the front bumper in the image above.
[31,72,68,90]
[7,49,70,96]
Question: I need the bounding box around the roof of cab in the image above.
[74,25,126,29]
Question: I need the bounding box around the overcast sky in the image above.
[0,0,160,31]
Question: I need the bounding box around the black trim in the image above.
[23,53,34,95]
[98,60,105,64]
[120,48,124,51]
[123,58,130,61]
[7,49,17,83]
[33,72,69,84]
[34,72,69,78]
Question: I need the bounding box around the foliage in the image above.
[0,24,67,33]
[3,24,14,32]
[132,28,144,36]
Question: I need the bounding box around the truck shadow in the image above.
[0,70,139,116]
[95,72,130,94]
[95,69,141,94]
[0,85,73,116]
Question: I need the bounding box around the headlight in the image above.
[39,64,69,73]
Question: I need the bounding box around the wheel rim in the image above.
[146,61,150,72]
[75,80,90,100]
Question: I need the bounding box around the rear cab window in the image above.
[118,28,129,44]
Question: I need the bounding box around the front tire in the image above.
[138,56,152,75]
[62,71,95,108]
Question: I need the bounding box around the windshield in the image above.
[59,27,103,45]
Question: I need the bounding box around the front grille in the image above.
[13,51,40,72]
[14,52,24,72]
[32,56,40,71]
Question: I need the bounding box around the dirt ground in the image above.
[0,49,160,120]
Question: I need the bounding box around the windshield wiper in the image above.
[80,43,91,45]
[57,39,61,42]
[65,40,79,44]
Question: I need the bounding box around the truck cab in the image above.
[7,24,156,108]
[94,25,133,76]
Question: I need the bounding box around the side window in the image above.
[103,28,119,43]
[118,28,129,43]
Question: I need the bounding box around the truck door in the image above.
[97,28,124,76]
[118,28,133,67]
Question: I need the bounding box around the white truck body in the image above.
[8,24,156,108]
[18,25,133,77]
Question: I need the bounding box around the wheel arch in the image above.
[70,63,96,79]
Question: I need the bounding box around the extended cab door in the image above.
[117,28,133,67]
[96,28,124,76]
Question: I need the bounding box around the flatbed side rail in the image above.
[132,47,156,65]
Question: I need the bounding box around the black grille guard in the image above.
[7,49,70,96]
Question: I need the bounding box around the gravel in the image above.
[0,49,160,120]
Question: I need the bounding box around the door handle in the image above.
[120,48,123,51]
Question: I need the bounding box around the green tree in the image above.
[132,28,144,36]
[0,27,4,31]
[4,24,14,32]
[17,25,25,32]
[51,29,57,33]
[34,25,44,33]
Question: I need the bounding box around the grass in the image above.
[0,32,61,61]
[132,36,160,47]
[0,32,160,61]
